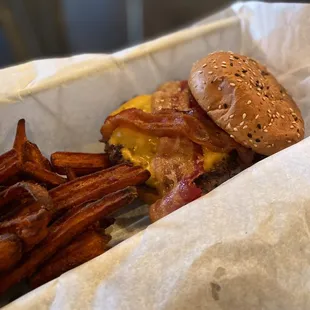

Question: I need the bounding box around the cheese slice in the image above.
[108,95,227,188]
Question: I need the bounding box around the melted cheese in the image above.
[110,95,152,116]
[202,148,228,171]
[109,127,159,187]
[108,95,227,188]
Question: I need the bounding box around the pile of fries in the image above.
[0,120,150,295]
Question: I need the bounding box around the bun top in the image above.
[188,51,304,156]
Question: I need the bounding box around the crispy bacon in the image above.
[101,108,239,153]
[149,175,202,222]
[151,137,203,195]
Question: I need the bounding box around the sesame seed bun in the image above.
[188,51,304,156]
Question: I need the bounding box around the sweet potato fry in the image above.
[51,152,110,175]
[0,181,52,214]
[65,168,77,181]
[0,208,51,252]
[49,164,150,214]
[21,162,66,187]
[30,230,110,288]
[0,234,23,272]
[13,119,27,159]
[0,149,20,184]
[0,186,137,295]
[22,141,52,171]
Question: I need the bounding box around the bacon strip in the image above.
[101,108,238,153]
[51,152,110,175]
[151,137,203,195]
[149,177,202,222]
[30,230,110,288]
[0,187,137,294]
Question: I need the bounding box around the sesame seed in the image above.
[281,115,285,119]
[263,129,268,132]
[207,105,211,110]
[160,99,165,102]
[230,135,235,138]
[202,63,207,68]
[272,114,276,118]
[276,112,280,116]
[268,123,272,126]
[292,121,296,124]
[289,108,293,112]
[198,70,203,74]
[214,66,218,69]
[257,92,261,96]
[247,100,252,105]
[208,71,213,74]
[230,83,236,87]
[227,123,232,130]
[297,133,301,137]
[218,105,222,109]
[241,74,245,77]
[255,115,259,119]
[287,140,292,143]
[242,113,246,119]
[221,65,227,68]
[262,97,266,101]
[267,109,271,113]
[237,79,243,82]
[243,125,248,129]
[218,87,222,91]
[249,85,253,89]
[233,127,238,132]
[249,139,253,143]
[229,114,234,119]
[290,125,294,129]
[254,144,258,147]
[222,61,226,64]
[267,145,272,148]
[240,121,244,126]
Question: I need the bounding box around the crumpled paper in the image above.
[1,1,310,309]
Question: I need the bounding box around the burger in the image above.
[100,51,304,222]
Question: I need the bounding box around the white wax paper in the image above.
[1,2,310,309]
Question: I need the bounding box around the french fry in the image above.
[30,230,110,288]
[22,141,52,171]
[0,234,23,272]
[13,119,27,159]
[49,164,150,214]
[0,149,20,185]
[21,162,66,187]
[51,152,110,175]
[0,187,137,295]
[0,181,52,214]
[0,208,51,252]
[65,168,77,181]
